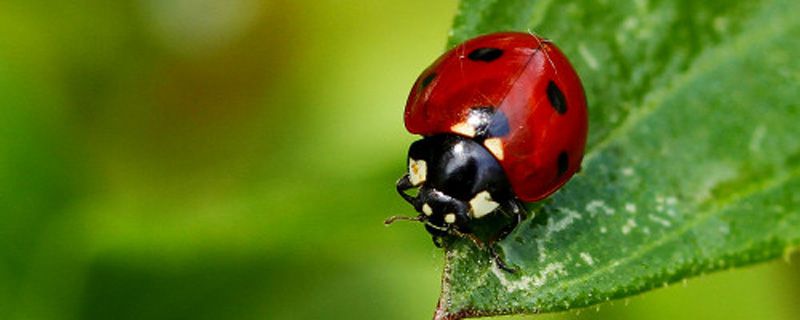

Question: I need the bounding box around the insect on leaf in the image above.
[435,0,800,319]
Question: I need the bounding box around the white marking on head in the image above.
[408,158,427,186]
[483,137,504,161]
[451,122,476,137]
[444,213,456,224]
[422,203,433,216]
[469,191,500,218]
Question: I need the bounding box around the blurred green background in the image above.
[1,1,798,319]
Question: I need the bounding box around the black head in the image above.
[395,134,514,236]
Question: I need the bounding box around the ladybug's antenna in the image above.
[384,214,423,225]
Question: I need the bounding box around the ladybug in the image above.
[387,32,587,270]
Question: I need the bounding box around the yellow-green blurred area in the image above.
[0,1,797,319]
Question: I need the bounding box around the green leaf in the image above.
[436,0,800,319]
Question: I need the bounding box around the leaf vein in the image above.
[536,166,800,296]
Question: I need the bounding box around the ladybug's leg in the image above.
[395,173,416,205]
[449,227,485,249]
[510,199,528,218]
[448,225,517,272]
[485,199,528,273]
[488,245,517,273]
[491,199,528,243]
[388,175,433,225]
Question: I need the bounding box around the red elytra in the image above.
[404,32,588,202]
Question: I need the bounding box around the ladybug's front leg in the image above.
[490,199,528,243]
[447,225,517,272]
[488,245,517,273]
[486,199,528,273]
[395,173,416,205]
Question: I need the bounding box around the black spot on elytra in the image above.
[468,48,503,62]
[468,107,510,139]
[420,72,436,89]
[547,81,567,114]
[557,151,569,176]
